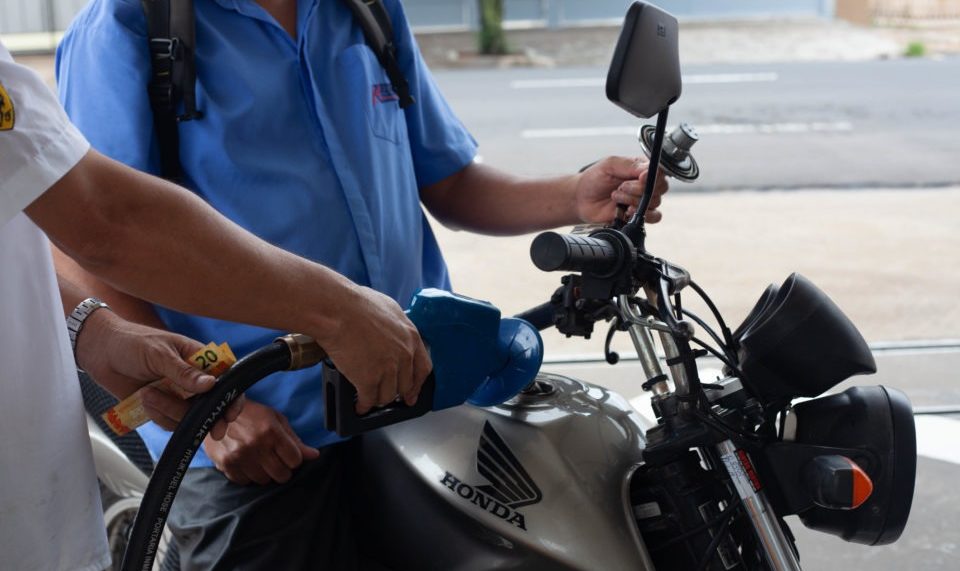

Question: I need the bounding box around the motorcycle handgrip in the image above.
[323,363,436,437]
[530,231,618,274]
[515,301,556,331]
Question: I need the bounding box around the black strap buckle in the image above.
[149,37,181,61]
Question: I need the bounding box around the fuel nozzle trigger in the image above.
[323,288,544,436]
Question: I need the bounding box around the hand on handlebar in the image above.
[321,285,432,415]
[204,400,320,485]
[575,156,669,224]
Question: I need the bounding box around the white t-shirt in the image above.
[0,42,110,571]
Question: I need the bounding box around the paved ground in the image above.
[416,18,960,69]
[433,186,960,356]
[12,16,960,79]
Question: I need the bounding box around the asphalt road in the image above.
[433,57,960,190]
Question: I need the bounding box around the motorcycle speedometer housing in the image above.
[734,273,876,404]
[791,386,917,545]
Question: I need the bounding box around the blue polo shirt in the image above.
[57,0,477,466]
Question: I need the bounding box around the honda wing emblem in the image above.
[476,421,543,509]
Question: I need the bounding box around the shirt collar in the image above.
[209,0,318,42]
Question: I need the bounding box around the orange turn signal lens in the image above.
[844,457,874,509]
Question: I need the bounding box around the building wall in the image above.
[406,0,834,30]
[872,0,960,19]
[0,0,86,34]
[0,0,835,36]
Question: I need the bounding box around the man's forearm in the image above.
[57,272,95,317]
[28,150,357,346]
[420,163,581,236]
[54,245,167,328]
[421,158,660,235]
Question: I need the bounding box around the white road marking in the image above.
[684,72,779,84]
[521,121,853,139]
[511,77,606,89]
[914,415,960,465]
[510,72,778,89]
[629,396,960,466]
[523,126,638,138]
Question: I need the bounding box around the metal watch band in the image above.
[66,297,111,358]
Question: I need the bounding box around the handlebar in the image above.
[514,300,556,331]
[530,232,619,275]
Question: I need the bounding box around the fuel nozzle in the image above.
[322,289,544,436]
[639,121,700,182]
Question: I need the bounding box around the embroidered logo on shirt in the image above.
[0,82,14,131]
[372,82,399,106]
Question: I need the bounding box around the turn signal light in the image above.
[848,458,874,509]
[804,455,874,510]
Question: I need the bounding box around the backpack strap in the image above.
[340,0,415,108]
[142,0,202,182]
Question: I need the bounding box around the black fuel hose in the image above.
[120,341,293,571]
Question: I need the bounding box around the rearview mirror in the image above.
[606,2,682,118]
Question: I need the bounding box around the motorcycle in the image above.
[87,3,916,570]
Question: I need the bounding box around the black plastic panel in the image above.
[734,273,876,404]
[606,2,682,118]
[792,386,917,545]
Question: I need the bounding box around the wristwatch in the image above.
[66,297,112,359]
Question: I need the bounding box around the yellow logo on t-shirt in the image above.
[0,82,15,131]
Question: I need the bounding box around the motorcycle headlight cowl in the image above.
[734,273,876,404]
[791,385,917,545]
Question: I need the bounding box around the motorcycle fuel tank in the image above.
[355,372,656,571]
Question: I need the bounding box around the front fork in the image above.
[623,298,801,570]
[716,440,801,571]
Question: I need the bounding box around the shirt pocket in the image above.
[336,44,405,144]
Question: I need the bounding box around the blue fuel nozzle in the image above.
[323,288,544,436]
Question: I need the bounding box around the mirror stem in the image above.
[624,107,669,244]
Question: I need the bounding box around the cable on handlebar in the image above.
[604,316,630,365]
[690,336,742,376]
[682,309,728,355]
[688,280,736,354]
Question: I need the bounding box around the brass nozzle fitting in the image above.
[276,334,327,371]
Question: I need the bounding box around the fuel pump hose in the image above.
[120,334,324,571]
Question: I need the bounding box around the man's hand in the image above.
[203,400,320,485]
[575,156,669,224]
[319,285,432,415]
[76,309,242,439]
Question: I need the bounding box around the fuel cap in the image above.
[639,122,700,182]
